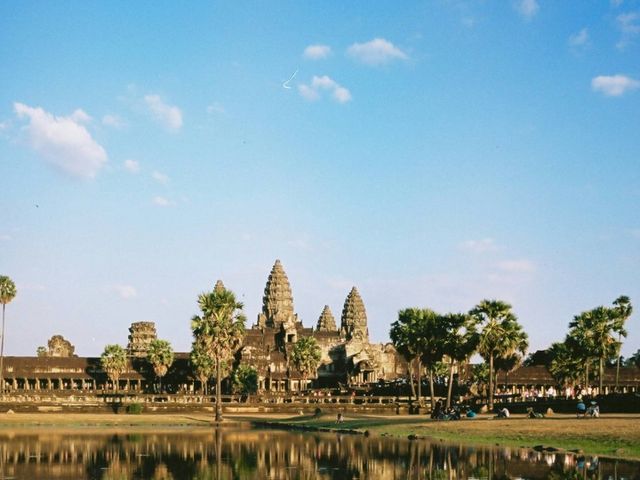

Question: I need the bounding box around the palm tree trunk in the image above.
[215,356,222,422]
[585,362,589,390]
[428,367,436,411]
[446,359,455,409]
[489,355,494,410]
[417,358,422,405]
[615,332,621,391]
[0,304,5,393]
[408,359,416,401]
[599,356,604,395]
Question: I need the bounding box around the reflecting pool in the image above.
[0,427,637,479]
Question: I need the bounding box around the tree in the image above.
[440,313,479,408]
[231,364,258,398]
[0,276,17,392]
[391,308,443,408]
[548,341,583,387]
[569,306,618,394]
[191,282,245,421]
[612,296,632,389]
[190,340,216,394]
[290,336,321,390]
[470,300,528,410]
[625,349,640,368]
[147,339,174,393]
[100,344,127,391]
[36,346,47,357]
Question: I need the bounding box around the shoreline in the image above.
[0,412,639,461]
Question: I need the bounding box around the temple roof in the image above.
[340,287,369,342]
[316,305,337,332]
[261,259,295,328]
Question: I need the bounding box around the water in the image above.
[0,427,637,479]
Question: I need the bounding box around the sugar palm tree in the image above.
[471,300,528,409]
[390,311,419,401]
[191,281,245,421]
[100,344,127,391]
[190,340,215,394]
[289,337,321,390]
[0,276,17,392]
[440,313,479,408]
[612,296,632,389]
[548,340,583,387]
[417,309,446,411]
[147,339,174,393]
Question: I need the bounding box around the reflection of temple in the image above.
[241,260,405,391]
[0,428,632,479]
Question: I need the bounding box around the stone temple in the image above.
[239,260,405,391]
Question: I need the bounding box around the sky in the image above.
[1,1,639,358]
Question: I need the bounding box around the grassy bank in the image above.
[0,412,217,427]
[248,413,640,460]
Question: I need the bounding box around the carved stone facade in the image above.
[238,260,406,391]
[45,335,76,357]
[127,321,158,357]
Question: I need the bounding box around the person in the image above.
[576,400,586,418]
[431,400,444,419]
[496,407,510,418]
[526,407,544,419]
[465,408,477,418]
[336,412,344,423]
[586,401,599,418]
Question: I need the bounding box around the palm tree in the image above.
[190,340,215,394]
[390,308,441,407]
[417,309,446,411]
[100,344,127,391]
[440,313,479,408]
[147,339,174,393]
[191,281,245,421]
[0,276,17,392]
[289,337,322,391]
[612,296,632,389]
[470,299,528,410]
[548,340,583,387]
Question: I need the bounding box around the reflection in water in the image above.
[0,427,637,479]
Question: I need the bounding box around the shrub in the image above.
[126,403,143,414]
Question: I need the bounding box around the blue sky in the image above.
[1,1,639,357]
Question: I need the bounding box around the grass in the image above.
[248,413,640,460]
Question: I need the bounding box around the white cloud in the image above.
[112,284,137,299]
[591,74,640,96]
[616,12,640,49]
[0,234,11,241]
[346,38,408,66]
[459,238,498,253]
[303,44,332,60]
[498,259,536,273]
[515,0,539,19]
[123,159,140,173]
[152,170,170,184]
[144,94,183,131]
[298,75,352,103]
[13,103,108,179]
[102,114,126,129]
[568,28,589,47]
[152,196,173,207]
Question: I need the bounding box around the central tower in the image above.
[256,259,297,329]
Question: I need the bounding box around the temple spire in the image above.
[257,259,296,328]
[316,305,337,332]
[340,287,369,342]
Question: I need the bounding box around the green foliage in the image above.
[231,364,258,395]
[470,299,528,408]
[0,276,17,305]
[100,344,127,389]
[625,349,640,368]
[36,346,47,357]
[147,339,174,378]
[290,337,322,382]
[126,403,144,414]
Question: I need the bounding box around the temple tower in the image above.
[256,259,297,329]
[340,287,369,342]
[127,321,158,357]
[316,305,337,332]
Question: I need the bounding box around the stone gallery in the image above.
[1,260,405,393]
